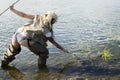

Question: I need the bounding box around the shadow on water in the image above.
[60,63,120,76]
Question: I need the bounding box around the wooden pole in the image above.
[0,0,21,16]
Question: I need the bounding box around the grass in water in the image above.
[102,48,114,61]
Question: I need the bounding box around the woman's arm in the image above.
[47,37,69,53]
[10,5,34,20]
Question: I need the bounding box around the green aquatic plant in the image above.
[102,48,114,61]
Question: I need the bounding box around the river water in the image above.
[0,0,120,80]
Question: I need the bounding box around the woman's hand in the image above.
[63,48,70,53]
[10,4,14,11]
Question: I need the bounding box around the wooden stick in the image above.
[0,0,21,16]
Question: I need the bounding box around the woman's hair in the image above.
[45,11,58,29]
[46,11,58,22]
[45,11,58,37]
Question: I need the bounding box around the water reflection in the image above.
[2,65,51,80]
[34,67,50,80]
[2,65,25,80]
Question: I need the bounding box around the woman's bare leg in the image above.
[19,40,29,48]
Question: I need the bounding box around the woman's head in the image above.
[41,11,58,30]
[46,11,58,24]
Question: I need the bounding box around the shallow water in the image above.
[0,0,120,80]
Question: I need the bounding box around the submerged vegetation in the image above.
[102,48,114,61]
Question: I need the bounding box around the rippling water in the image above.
[0,0,120,79]
[0,0,120,54]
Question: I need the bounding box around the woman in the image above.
[1,5,69,68]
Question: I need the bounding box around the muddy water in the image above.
[0,0,120,80]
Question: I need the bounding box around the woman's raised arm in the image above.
[10,5,34,20]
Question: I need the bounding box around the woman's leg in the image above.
[1,31,23,67]
[38,49,49,69]
[1,26,29,68]
[19,40,28,48]
[1,40,21,67]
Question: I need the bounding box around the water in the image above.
[0,0,120,80]
[0,0,120,53]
